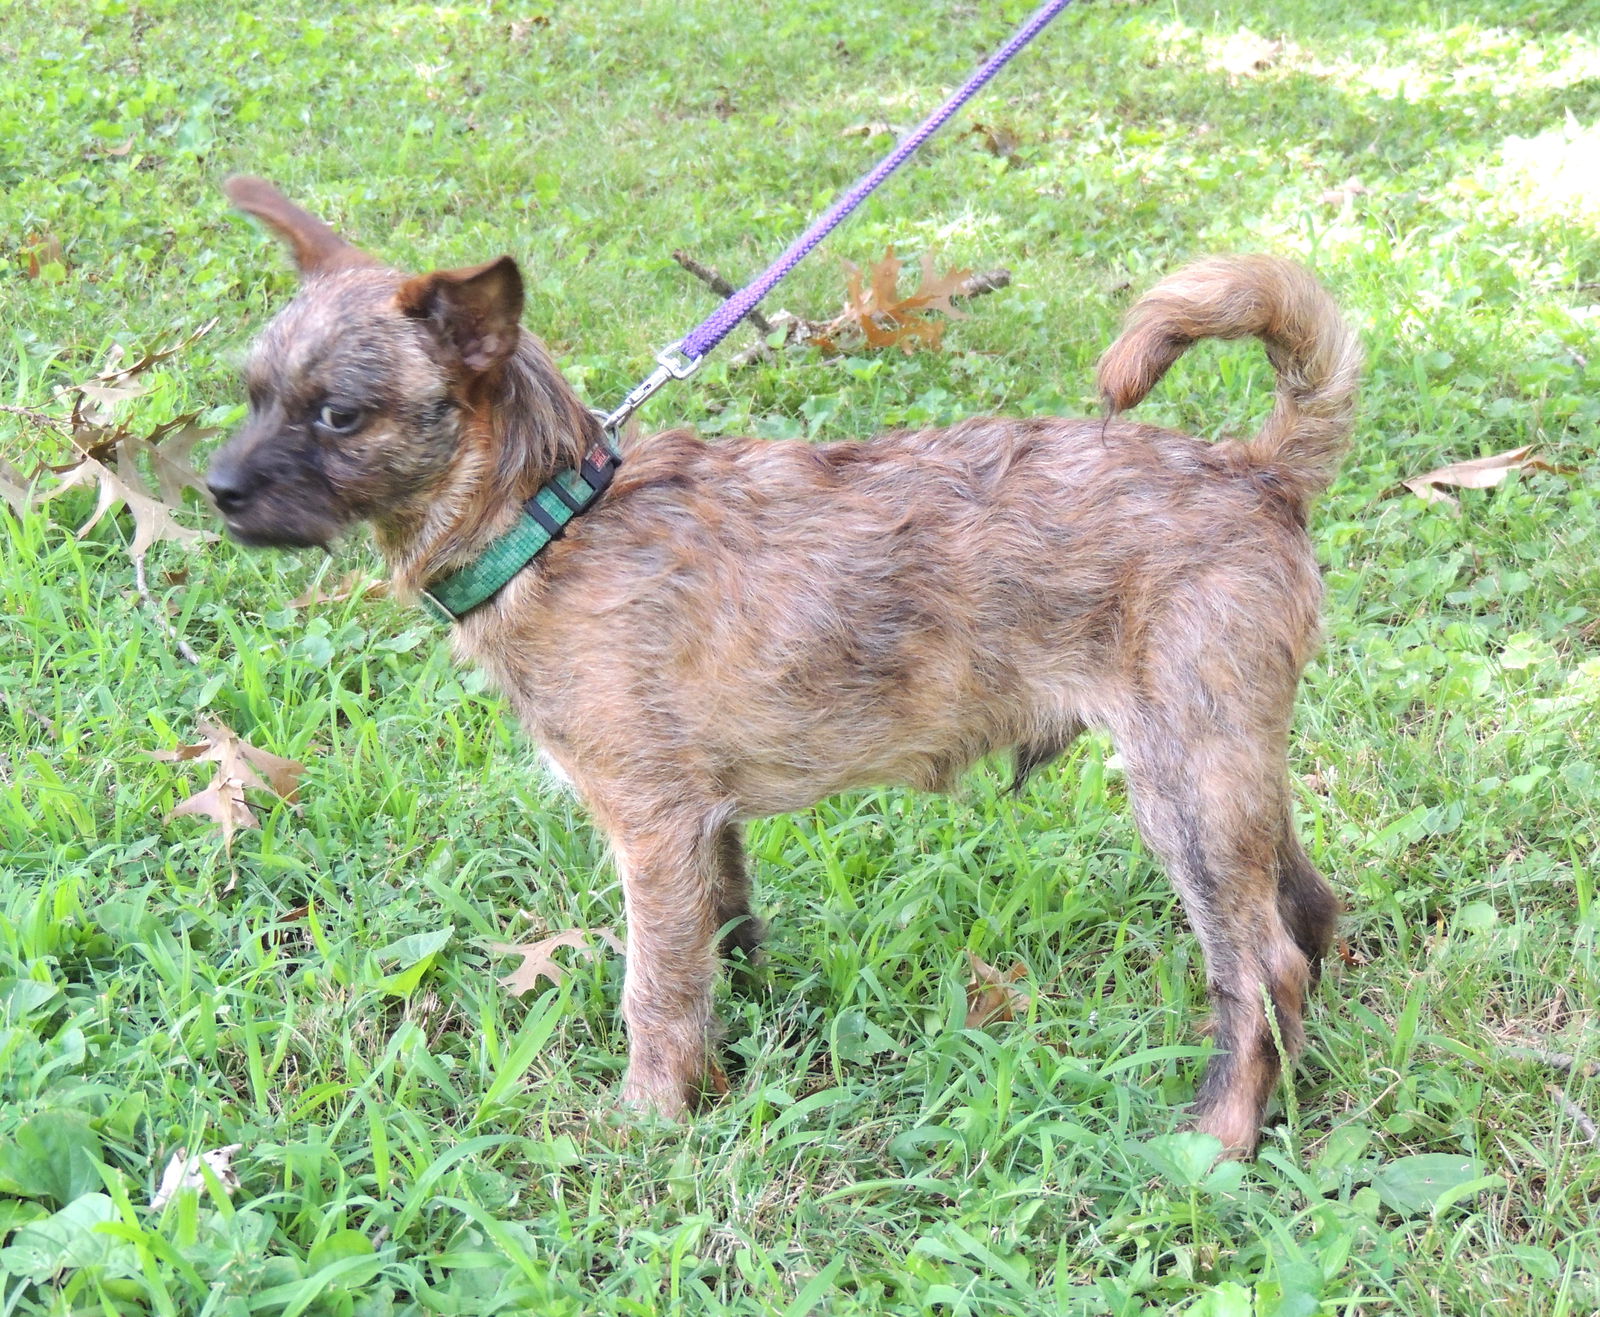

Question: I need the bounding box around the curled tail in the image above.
[1096,255,1362,495]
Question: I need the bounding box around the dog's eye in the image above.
[317,405,363,434]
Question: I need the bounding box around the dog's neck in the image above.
[376,331,602,598]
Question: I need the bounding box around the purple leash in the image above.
[600,0,1075,437]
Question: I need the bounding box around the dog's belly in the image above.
[726,746,978,817]
[712,683,1084,817]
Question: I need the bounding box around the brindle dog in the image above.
[209,177,1360,1156]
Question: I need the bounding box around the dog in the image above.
[208,176,1360,1157]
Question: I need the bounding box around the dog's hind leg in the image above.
[1009,717,1085,794]
[1275,823,1338,987]
[608,811,727,1118]
[1108,709,1313,1158]
[714,824,766,985]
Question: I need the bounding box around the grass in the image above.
[1,0,1598,1312]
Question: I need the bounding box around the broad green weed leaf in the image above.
[0,978,62,1018]
[0,1191,130,1282]
[1453,901,1498,932]
[1371,1153,1491,1216]
[889,1124,965,1171]
[1256,1259,1323,1317]
[1310,1123,1374,1192]
[0,1110,107,1206]
[1137,1131,1226,1189]
[1183,1281,1254,1317]
[829,1008,899,1062]
[374,925,454,996]
[1429,1172,1509,1219]
[308,1229,375,1269]
[0,1199,47,1236]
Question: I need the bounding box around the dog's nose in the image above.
[206,465,253,515]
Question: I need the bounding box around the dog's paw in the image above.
[617,1070,693,1122]
[1181,1104,1262,1161]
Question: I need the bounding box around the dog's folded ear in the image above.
[223,175,377,278]
[397,257,525,375]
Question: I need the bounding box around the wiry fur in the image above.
[209,178,1361,1156]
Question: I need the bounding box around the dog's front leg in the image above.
[610,816,724,1118]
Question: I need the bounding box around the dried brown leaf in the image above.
[1336,937,1368,968]
[901,252,973,319]
[169,778,258,850]
[966,121,1021,160]
[290,570,389,609]
[868,247,903,315]
[217,738,305,803]
[703,1055,731,1098]
[829,247,975,355]
[1401,444,1571,507]
[963,950,1031,1029]
[0,457,32,514]
[155,721,305,850]
[90,319,218,390]
[840,121,899,139]
[23,232,65,281]
[121,423,215,510]
[75,379,149,411]
[38,452,215,581]
[491,927,625,995]
[150,1144,243,1210]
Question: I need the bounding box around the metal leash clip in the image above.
[598,341,704,438]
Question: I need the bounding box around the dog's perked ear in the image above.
[396,257,525,375]
[223,175,377,278]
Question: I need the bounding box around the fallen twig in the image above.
[1502,1045,1600,1079]
[670,248,1012,372]
[954,268,1013,299]
[671,251,774,334]
[0,402,71,433]
[1547,1084,1600,1145]
[135,555,202,666]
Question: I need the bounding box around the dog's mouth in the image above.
[210,489,345,551]
[207,466,347,550]
[218,515,334,551]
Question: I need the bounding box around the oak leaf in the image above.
[18,324,221,592]
[1401,444,1572,507]
[119,424,215,510]
[963,950,1031,1029]
[821,247,973,355]
[490,927,625,995]
[0,457,31,514]
[153,720,305,850]
[39,453,216,592]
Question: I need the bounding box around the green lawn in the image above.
[2,1,1598,1313]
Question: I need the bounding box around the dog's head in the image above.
[207,177,526,548]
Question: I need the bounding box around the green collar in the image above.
[419,439,618,624]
